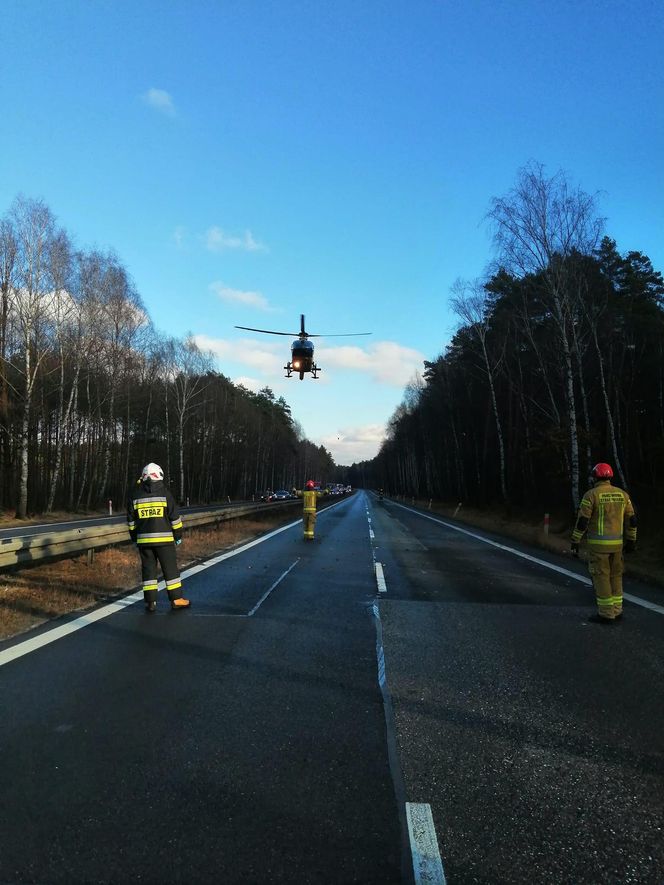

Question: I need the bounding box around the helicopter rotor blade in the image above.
[234,325,299,337]
[307,332,372,338]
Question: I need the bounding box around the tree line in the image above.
[350,163,664,515]
[0,195,336,517]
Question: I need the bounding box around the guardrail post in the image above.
[87,548,95,566]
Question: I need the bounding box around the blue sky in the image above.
[2,0,662,464]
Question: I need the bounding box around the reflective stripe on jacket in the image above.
[572,481,637,552]
[127,478,183,545]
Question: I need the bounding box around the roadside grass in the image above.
[0,512,296,642]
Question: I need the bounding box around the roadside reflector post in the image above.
[428,499,432,510]
[544,512,550,536]
[453,502,462,517]
[108,499,112,516]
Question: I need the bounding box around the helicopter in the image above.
[234,314,371,380]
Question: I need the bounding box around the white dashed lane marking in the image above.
[375,562,387,594]
[406,803,446,884]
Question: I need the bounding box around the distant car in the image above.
[271,489,292,501]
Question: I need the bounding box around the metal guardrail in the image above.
[0,500,300,569]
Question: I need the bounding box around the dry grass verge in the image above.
[0,512,296,642]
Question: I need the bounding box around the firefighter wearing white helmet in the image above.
[571,462,637,623]
[126,463,190,612]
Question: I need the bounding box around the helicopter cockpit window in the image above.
[292,339,314,354]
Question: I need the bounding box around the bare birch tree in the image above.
[0,216,18,504]
[487,161,604,508]
[11,196,59,517]
[165,335,212,503]
[44,230,76,511]
[93,253,147,500]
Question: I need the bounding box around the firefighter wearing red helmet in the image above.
[293,479,323,540]
[571,463,637,623]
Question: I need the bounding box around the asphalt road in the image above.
[372,495,664,884]
[1,491,662,884]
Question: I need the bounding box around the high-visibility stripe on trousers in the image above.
[587,550,624,619]
[303,511,316,540]
[139,544,183,605]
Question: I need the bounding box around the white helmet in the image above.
[141,462,164,481]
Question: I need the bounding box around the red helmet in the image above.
[592,462,613,479]
[305,480,315,490]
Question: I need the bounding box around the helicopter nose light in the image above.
[293,360,301,368]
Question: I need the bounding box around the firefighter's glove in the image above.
[624,539,636,554]
[570,542,579,558]
[175,538,182,546]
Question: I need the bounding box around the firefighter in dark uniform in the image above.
[127,463,190,612]
[571,462,637,623]
[293,480,323,540]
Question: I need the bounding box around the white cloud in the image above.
[209,281,271,311]
[318,423,387,465]
[205,226,266,253]
[189,333,400,463]
[318,341,425,387]
[193,334,283,374]
[193,331,424,392]
[142,88,176,117]
[232,376,264,392]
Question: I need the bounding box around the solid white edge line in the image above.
[0,593,144,668]
[406,802,446,885]
[390,501,664,616]
[623,592,664,614]
[375,562,387,594]
[0,496,358,669]
[0,503,349,669]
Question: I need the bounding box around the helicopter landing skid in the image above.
[284,362,320,379]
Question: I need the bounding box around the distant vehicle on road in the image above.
[270,489,293,501]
